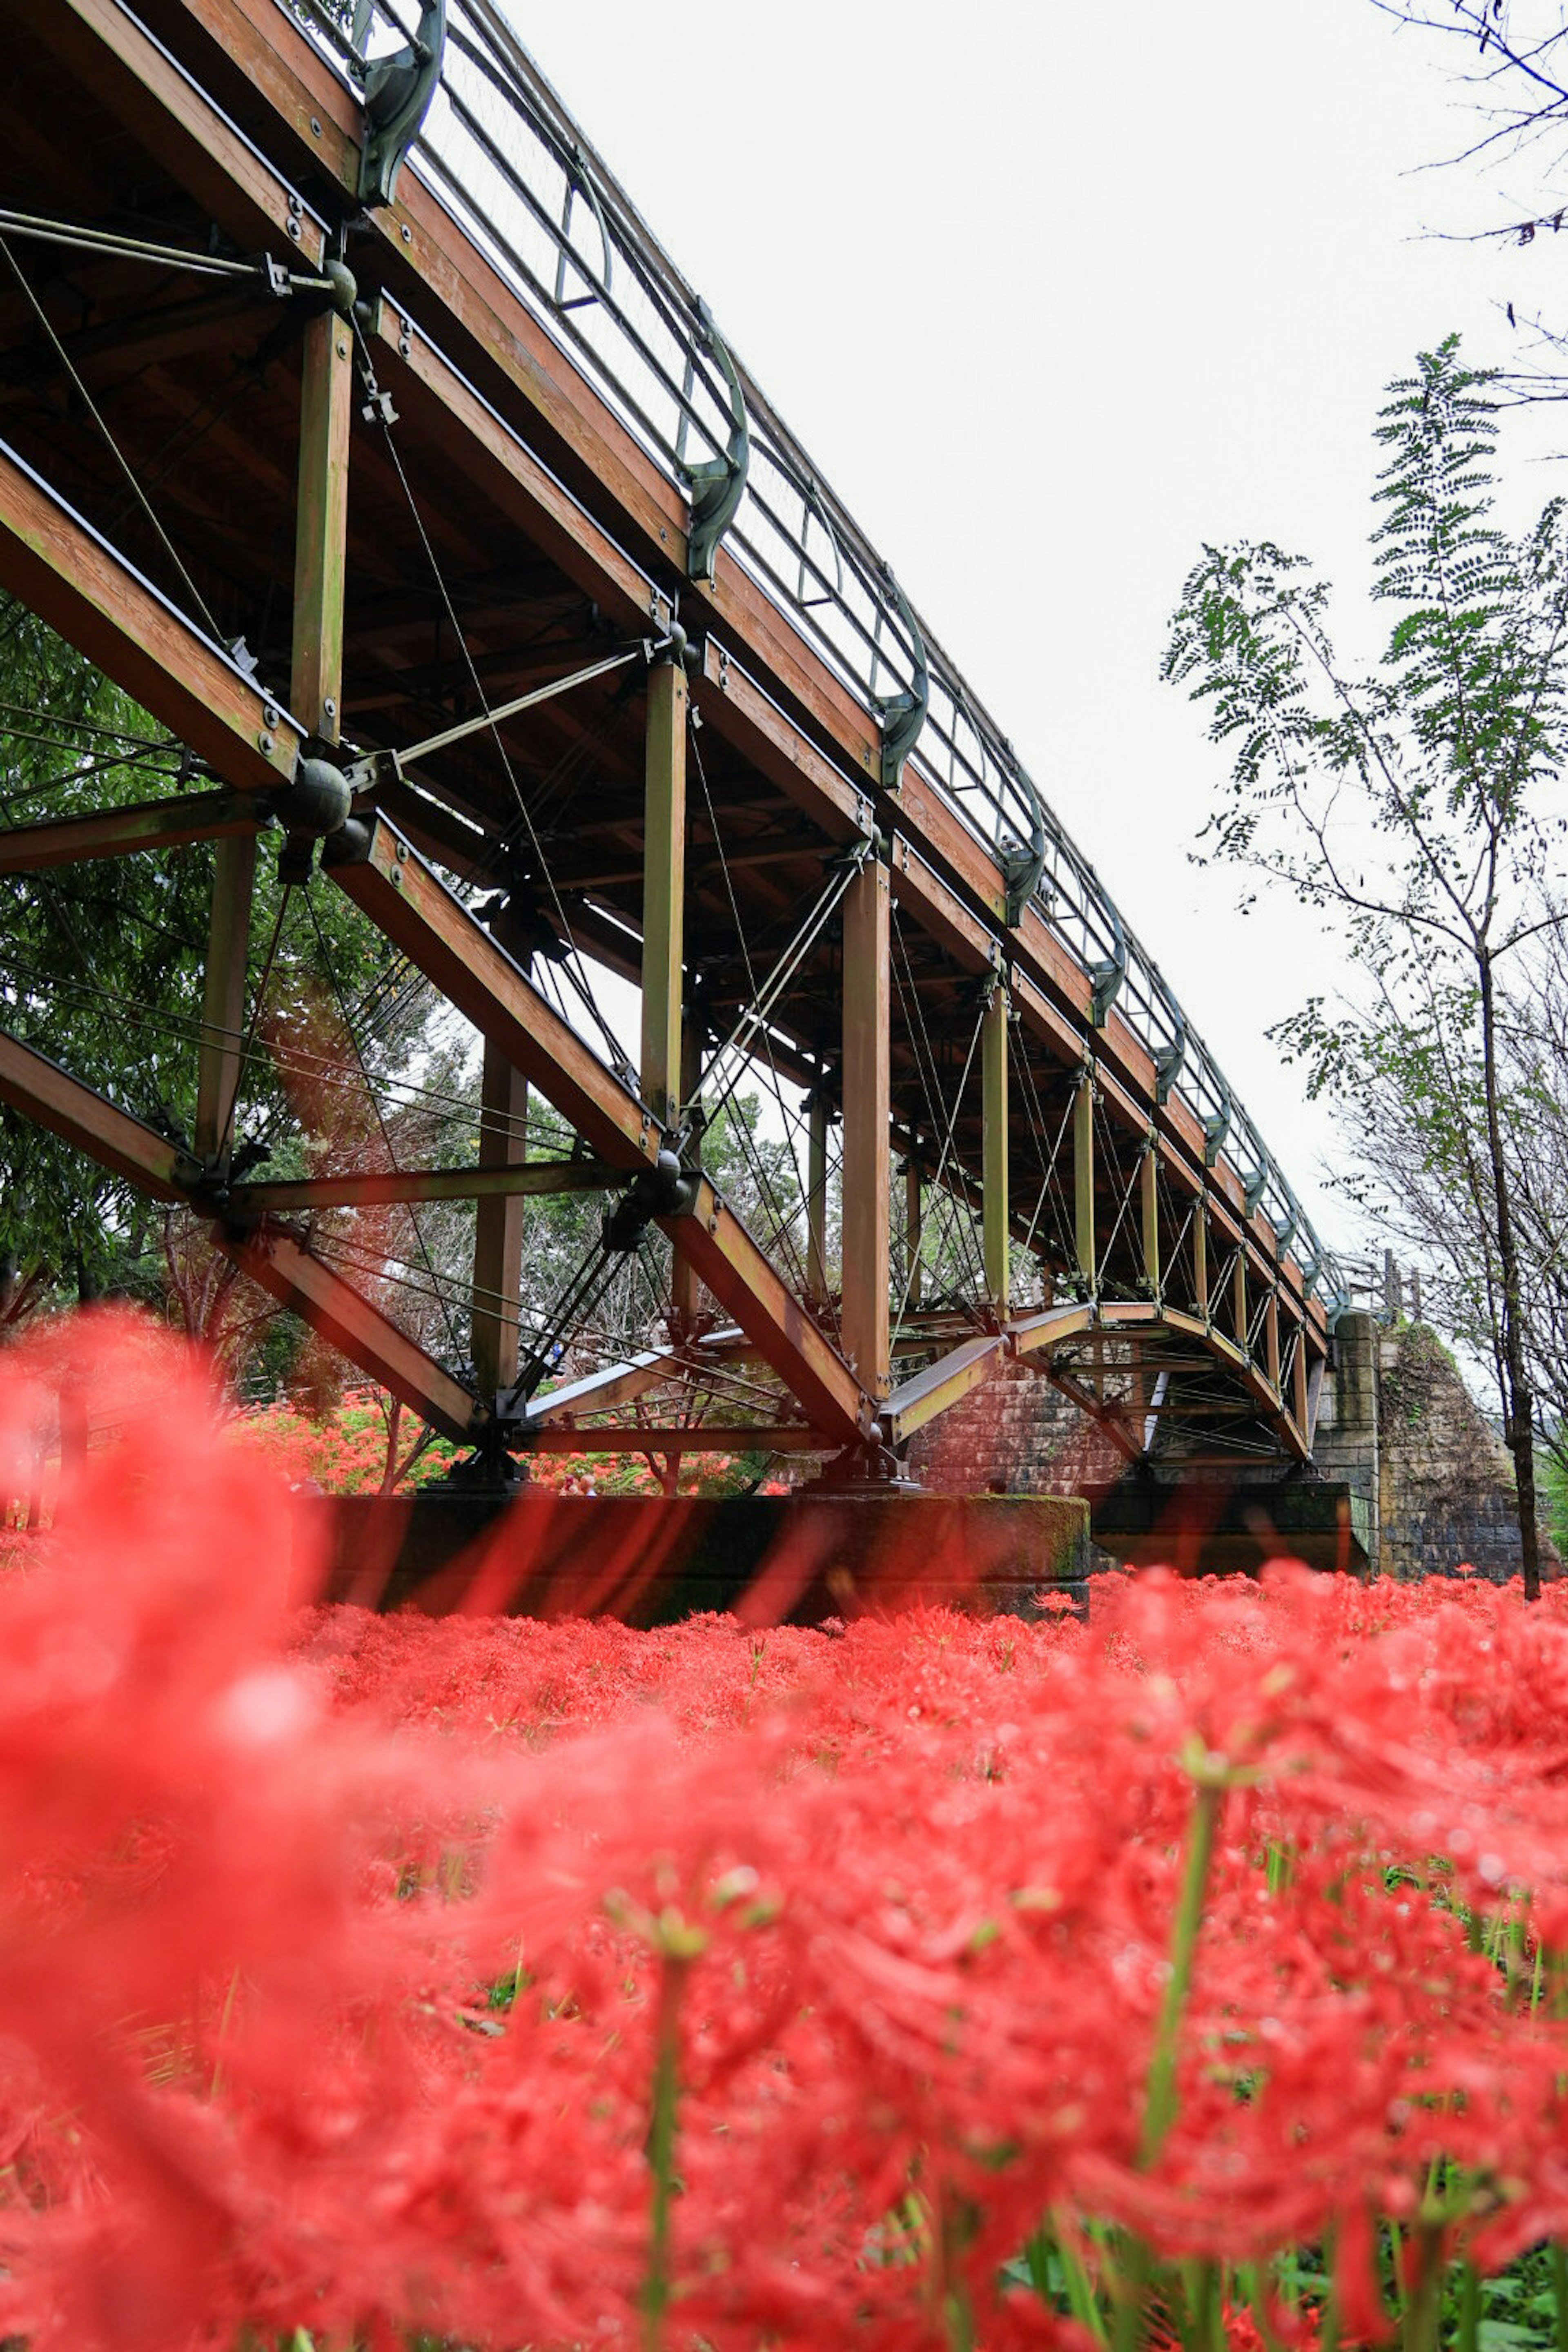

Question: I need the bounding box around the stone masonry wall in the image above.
[1375,1323,1560,1584]
[904,1312,1558,1581]
[908,1359,1124,1505]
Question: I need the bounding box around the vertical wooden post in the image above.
[1292,1324,1310,1432]
[290,305,353,746]
[1265,1287,1281,1394]
[198,302,351,1165]
[904,1156,923,1310]
[471,1038,528,1398]
[982,981,1009,1312]
[1074,1071,1096,1291]
[471,903,530,1399]
[194,832,257,1162]
[671,1014,703,1324]
[840,854,891,1399]
[1140,1140,1160,1298]
[1233,1250,1248,1354]
[1193,1198,1208,1319]
[806,1087,830,1305]
[641,658,687,1131]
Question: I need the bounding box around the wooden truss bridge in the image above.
[0,0,1346,1489]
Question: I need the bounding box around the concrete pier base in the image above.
[1090,1476,1372,1575]
[309,1490,1091,1625]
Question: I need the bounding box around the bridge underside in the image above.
[0,0,1332,1494]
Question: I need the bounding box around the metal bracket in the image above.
[603,1150,698,1252]
[872,569,928,791]
[1087,902,1127,1027]
[1153,1012,1187,1105]
[356,0,446,209]
[1274,1196,1300,1256]
[682,301,749,584]
[1202,1081,1232,1167]
[1242,1159,1270,1217]
[998,760,1048,928]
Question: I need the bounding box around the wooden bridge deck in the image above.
[0,0,1340,1483]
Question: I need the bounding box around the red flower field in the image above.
[3,1314,1568,2350]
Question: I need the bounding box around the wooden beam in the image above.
[231,1159,621,1210]
[471,1035,529,1399]
[904,1156,923,1310]
[840,852,891,1400]
[0,789,260,871]
[327,817,868,1444]
[33,0,327,265]
[640,658,686,1130]
[1193,1201,1208,1319]
[522,1424,825,1454]
[883,1334,1005,1446]
[194,833,255,1164]
[0,438,301,792]
[1074,1072,1095,1288]
[982,981,1009,1311]
[290,304,354,742]
[0,1028,196,1200]
[213,1222,477,1442]
[807,1087,830,1304]
[1141,1142,1160,1299]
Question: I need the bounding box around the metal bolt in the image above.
[390,866,403,888]
[287,192,301,213]
[323,697,337,719]
[336,337,349,360]
[263,703,280,727]
[394,838,409,862]
[258,731,275,754]
[400,222,412,244]
[399,336,411,357]
[287,219,301,242]
[310,115,322,136]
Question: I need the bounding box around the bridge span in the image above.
[0,0,1345,1490]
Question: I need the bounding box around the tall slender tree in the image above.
[1165,336,1568,1596]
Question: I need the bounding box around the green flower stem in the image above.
[1400,2223,1443,2352]
[1457,2259,1481,2352]
[1113,1769,1227,2352]
[641,1948,692,2352]
[1141,1775,1224,2169]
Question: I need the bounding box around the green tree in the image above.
[0,603,443,1376]
[1164,336,1568,1596]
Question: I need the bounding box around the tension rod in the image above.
[0,207,332,298]
[347,644,648,788]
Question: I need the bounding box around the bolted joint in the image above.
[602,1149,698,1252]
[321,256,358,318]
[276,754,353,838]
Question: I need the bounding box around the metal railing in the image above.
[285,0,1346,1319]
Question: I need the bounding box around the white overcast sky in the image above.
[513,0,1566,1258]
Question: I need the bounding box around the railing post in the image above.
[982,979,1009,1313]
[640,656,687,1132]
[1140,1136,1160,1299]
[840,852,890,1399]
[1074,1068,1096,1294]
